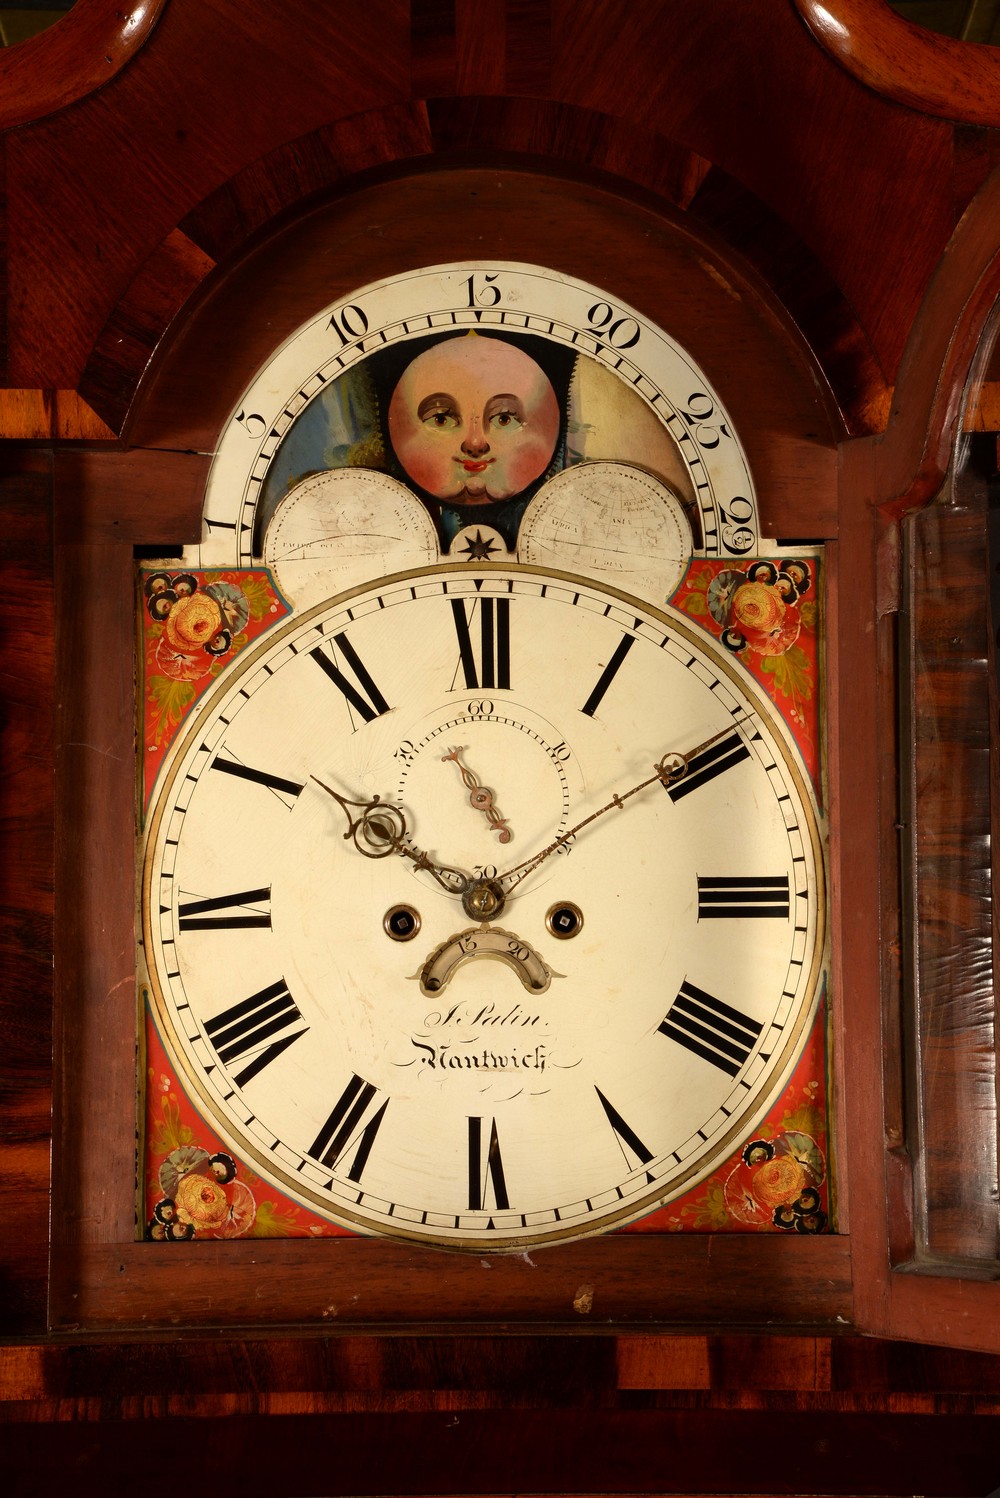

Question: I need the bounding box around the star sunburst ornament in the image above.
[458,529,501,561]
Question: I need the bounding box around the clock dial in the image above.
[141,563,825,1250]
[517,460,694,608]
[262,468,439,608]
[197,262,760,576]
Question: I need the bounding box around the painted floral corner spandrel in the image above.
[143,1007,355,1240]
[139,567,290,812]
[671,556,821,793]
[621,998,830,1234]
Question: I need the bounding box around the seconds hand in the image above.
[496,723,743,892]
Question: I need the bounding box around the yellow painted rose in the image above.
[176,1170,230,1227]
[751,1155,806,1208]
[165,592,222,653]
[731,581,784,635]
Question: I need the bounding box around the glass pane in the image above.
[901,406,1000,1264]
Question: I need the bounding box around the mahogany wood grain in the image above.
[80,230,216,437]
[0,458,54,1334]
[49,1234,853,1335]
[552,0,956,389]
[176,103,435,264]
[795,0,1000,128]
[424,97,712,208]
[3,1406,1000,1496]
[3,0,413,390]
[85,93,894,443]
[0,0,964,432]
[875,519,912,1271]
[0,391,114,441]
[5,1332,1000,1408]
[51,535,139,1260]
[0,0,167,130]
[824,439,889,1330]
[965,381,1000,431]
[842,377,1000,1354]
[410,0,458,99]
[53,448,210,546]
[874,162,1000,521]
[7,1334,1000,1489]
[94,103,710,431]
[885,1269,1000,1355]
[125,170,842,543]
[686,165,891,437]
[455,0,506,96]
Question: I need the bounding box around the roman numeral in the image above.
[310,633,391,725]
[658,980,763,1078]
[203,977,307,1087]
[581,634,635,717]
[666,731,750,801]
[309,1075,389,1182]
[697,875,790,919]
[211,754,305,806]
[177,886,271,931]
[468,1115,509,1211]
[451,596,510,690]
[596,1088,654,1167]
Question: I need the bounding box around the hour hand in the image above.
[311,776,473,896]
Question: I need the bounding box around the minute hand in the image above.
[496,724,742,892]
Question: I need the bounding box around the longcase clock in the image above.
[48,170,851,1329]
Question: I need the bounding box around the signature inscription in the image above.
[423,999,543,1030]
[412,1039,548,1072]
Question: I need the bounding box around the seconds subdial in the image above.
[395,704,577,895]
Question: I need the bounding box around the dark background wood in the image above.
[6,0,1000,1487]
[0,456,53,1334]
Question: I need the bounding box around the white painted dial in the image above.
[518,461,693,606]
[196,262,760,571]
[141,564,824,1250]
[262,468,439,608]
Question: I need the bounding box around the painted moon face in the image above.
[388,335,560,504]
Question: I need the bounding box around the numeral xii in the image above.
[452,595,510,690]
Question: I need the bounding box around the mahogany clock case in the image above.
[46,167,855,1333]
[4,2,1000,1491]
[2,0,998,1364]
